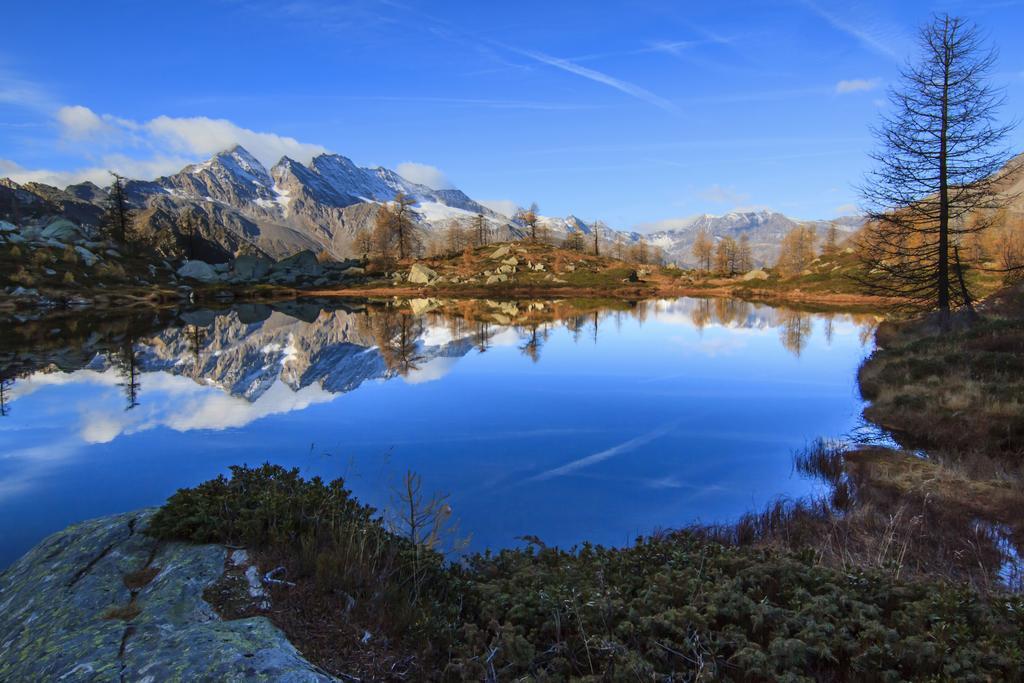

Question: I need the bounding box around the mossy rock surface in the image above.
[0,510,335,682]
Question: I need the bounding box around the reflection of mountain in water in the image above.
[0,297,880,422]
[138,306,477,402]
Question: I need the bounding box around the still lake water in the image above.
[0,297,878,566]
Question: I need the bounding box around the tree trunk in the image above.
[937,22,952,324]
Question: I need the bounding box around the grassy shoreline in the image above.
[137,284,1024,679]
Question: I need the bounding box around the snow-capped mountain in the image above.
[1,145,865,266]
[646,210,863,266]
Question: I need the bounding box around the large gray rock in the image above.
[177,260,220,283]
[231,254,274,281]
[741,268,770,281]
[0,510,335,682]
[41,218,85,243]
[272,251,322,279]
[408,263,437,285]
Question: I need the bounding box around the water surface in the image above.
[0,297,878,566]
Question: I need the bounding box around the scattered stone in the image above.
[489,245,511,260]
[741,268,770,281]
[176,260,220,283]
[41,219,84,243]
[408,263,438,285]
[73,246,99,267]
[485,273,509,284]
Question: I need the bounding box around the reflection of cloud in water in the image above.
[671,336,748,357]
[402,356,459,385]
[18,368,341,444]
[529,421,678,482]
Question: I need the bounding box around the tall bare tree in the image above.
[375,192,421,260]
[737,233,754,272]
[692,227,713,272]
[102,172,134,246]
[473,213,489,247]
[858,14,1016,318]
[776,226,817,276]
[591,220,606,256]
[715,236,739,275]
[516,202,540,241]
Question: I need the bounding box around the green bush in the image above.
[150,465,1024,681]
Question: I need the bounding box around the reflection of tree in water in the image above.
[113,337,141,410]
[186,325,208,376]
[777,310,813,358]
[690,298,713,332]
[823,314,835,346]
[472,321,493,353]
[370,309,425,376]
[519,323,547,363]
[0,377,13,417]
[713,298,753,327]
[566,315,587,343]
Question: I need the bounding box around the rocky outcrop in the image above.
[408,263,438,284]
[0,510,335,682]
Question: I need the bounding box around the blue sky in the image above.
[1,0,1023,229]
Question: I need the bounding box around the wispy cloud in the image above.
[514,48,677,112]
[835,78,882,94]
[801,1,903,61]
[528,421,678,481]
[696,184,750,204]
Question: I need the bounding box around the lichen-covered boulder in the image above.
[177,260,220,283]
[408,263,437,284]
[0,510,335,682]
[231,255,274,281]
[272,251,322,278]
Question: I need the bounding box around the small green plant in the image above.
[150,464,1024,681]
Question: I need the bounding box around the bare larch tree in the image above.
[858,14,1016,319]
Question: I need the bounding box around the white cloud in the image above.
[395,161,453,189]
[56,105,110,139]
[1,154,194,187]
[695,184,750,204]
[146,115,326,166]
[833,203,859,216]
[478,198,518,217]
[835,78,881,94]
[1,104,327,187]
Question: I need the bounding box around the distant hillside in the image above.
[646,210,864,268]
[0,146,861,265]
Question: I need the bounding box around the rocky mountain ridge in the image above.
[2,146,865,266]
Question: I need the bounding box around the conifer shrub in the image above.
[149,465,1024,681]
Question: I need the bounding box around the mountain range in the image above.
[1,145,865,266]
